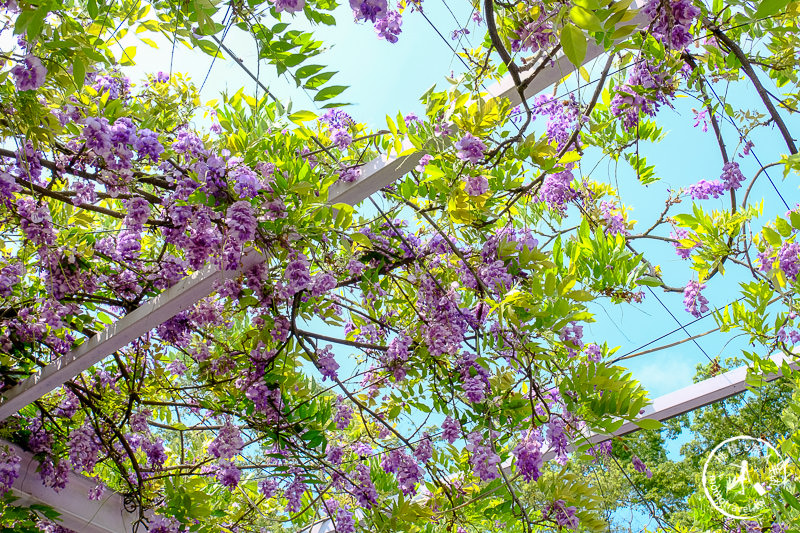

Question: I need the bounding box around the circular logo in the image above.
[702,436,789,520]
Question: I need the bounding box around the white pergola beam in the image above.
[3,439,138,532]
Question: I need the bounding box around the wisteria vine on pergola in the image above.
[0,0,799,531]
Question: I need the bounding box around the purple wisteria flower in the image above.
[381,448,424,495]
[0,447,21,496]
[353,463,379,508]
[464,175,489,196]
[720,161,745,190]
[415,154,432,172]
[350,0,387,22]
[271,0,305,12]
[413,434,433,463]
[216,461,241,489]
[124,197,151,229]
[441,416,461,444]
[512,431,543,482]
[466,431,501,482]
[335,508,357,533]
[687,179,726,200]
[317,344,339,381]
[375,10,402,43]
[134,129,164,162]
[544,499,579,529]
[208,422,244,460]
[631,454,653,478]
[778,242,800,280]
[334,396,353,429]
[69,424,101,473]
[226,201,257,244]
[610,60,673,130]
[148,515,180,533]
[642,0,700,49]
[511,15,553,53]
[454,133,487,163]
[11,55,47,91]
[683,280,709,317]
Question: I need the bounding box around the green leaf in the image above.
[570,6,604,32]
[351,233,372,249]
[755,0,791,18]
[635,276,662,287]
[72,58,85,88]
[314,85,348,101]
[560,24,588,67]
[763,226,782,247]
[288,110,317,124]
[87,0,99,18]
[119,46,137,66]
[634,418,662,430]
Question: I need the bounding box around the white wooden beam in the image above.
[0,250,264,420]
[2,439,138,532]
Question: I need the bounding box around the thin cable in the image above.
[703,80,791,210]
[199,6,232,93]
[646,287,715,362]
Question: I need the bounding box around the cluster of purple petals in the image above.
[208,422,244,460]
[317,344,339,381]
[610,60,673,130]
[584,343,602,362]
[334,396,353,429]
[670,227,697,259]
[454,133,487,163]
[216,461,241,489]
[0,262,23,297]
[538,168,576,213]
[687,162,746,200]
[779,242,800,280]
[39,457,70,491]
[284,476,306,513]
[720,161,745,190]
[466,432,501,482]
[464,175,489,196]
[326,445,344,465]
[11,55,47,91]
[415,154,432,172]
[335,508,357,533]
[441,416,461,444]
[631,454,653,478]
[339,165,362,183]
[457,353,490,403]
[271,0,305,12]
[350,0,387,22]
[544,499,580,529]
[380,334,412,381]
[321,109,354,130]
[0,447,21,496]
[687,179,726,200]
[381,448,424,495]
[375,10,402,42]
[226,201,257,245]
[533,94,583,148]
[69,423,101,473]
[511,14,553,53]
[148,515,181,533]
[642,0,700,49]
[259,478,279,499]
[417,273,470,357]
[600,202,628,236]
[282,254,312,297]
[246,383,284,423]
[512,431,543,482]
[547,416,570,465]
[413,434,433,463]
[683,280,709,317]
[91,72,131,100]
[353,463,379,508]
